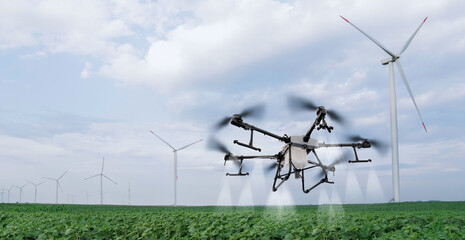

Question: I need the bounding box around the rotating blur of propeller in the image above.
[265,161,279,174]
[207,137,231,155]
[207,136,240,167]
[213,104,265,131]
[347,135,388,155]
[287,95,345,124]
[315,151,352,179]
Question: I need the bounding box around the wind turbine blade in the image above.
[58,182,63,192]
[103,174,118,185]
[399,17,428,55]
[176,139,203,151]
[149,130,176,150]
[26,180,35,186]
[101,157,105,174]
[43,177,56,181]
[395,60,427,132]
[58,170,68,180]
[340,15,396,58]
[38,181,45,186]
[21,183,28,188]
[84,174,100,180]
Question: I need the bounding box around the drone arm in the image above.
[231,118,289,142]
[318,141,371,149]
[303,109,328,142]
[318,142,372,163]
[224,154,279,161]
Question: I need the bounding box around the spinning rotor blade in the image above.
[326,110,345,125]
[329,151,351,167]
[265,162,279,173]
[239,104,265,119]
[399,17,428,55]
[288,95,345,124]
[103,174,118,185]
[315,151,351,179]
[287,95,318,111]
[340,15,397,58]
[84,174,100,180]
[149,130,176,150]
[395,60,427,133]
[177,139,203,151]
[101,157,105,174]
[42,177,56,181]
[207,137,231,154]
[213,104,265,131]
[347,135,388,154]
[215,116,232,130]
[58,182,63,192]
[58,171,68,180]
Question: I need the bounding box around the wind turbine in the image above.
[149,130,203,206]
[84,157,117,205]
[13,183,28,203]
[0,187,6,203]
[26,180,45,203]
[85,192,91,204]
[7,186,14,203]
[128,182,131,205]
[43,170,68,204]
[341,16,428,202]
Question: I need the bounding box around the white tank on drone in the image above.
[282,136,318,169]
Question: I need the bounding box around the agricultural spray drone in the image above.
[209,96,385,193]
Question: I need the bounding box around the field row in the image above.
[1,202,464,239]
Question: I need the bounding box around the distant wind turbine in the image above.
[341,16,428,202]
[26,180,45,203]
[84,157,117,205]
[13,183,28,203]
[0,187,6,203]
[43,170,68,204]
[128,182,131,206]
[85,192,91,204]
[7,186,14,203]
[149,130,203,206]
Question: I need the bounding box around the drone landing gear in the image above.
[300,168,334,193]
[226,159,249,176]
[348,146,372,163]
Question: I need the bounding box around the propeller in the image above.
[207,137,231,154]
[287,95,345,124]
[213,104,265,130]
[265,162,279,174]
[347,135,388,154]
[315,151,351,179]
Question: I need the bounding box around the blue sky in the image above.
[1,0,464,205]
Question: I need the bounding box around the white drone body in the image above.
[282,136,319,170]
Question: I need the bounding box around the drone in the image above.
[209,95,385,194]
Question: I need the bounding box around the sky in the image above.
[1,0,464,206]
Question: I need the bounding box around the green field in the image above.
[1,201,464,239]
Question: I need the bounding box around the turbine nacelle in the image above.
[381,56,399,65]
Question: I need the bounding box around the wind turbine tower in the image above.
[0,187,6,203]
[128,182,131,205]
[26,180,45,203]
[7,186,14,203]
[84,157,117,205]
[43,171,68,204]
[341,16,428,202]
[150,130,203,206]
[13,183,28,203]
